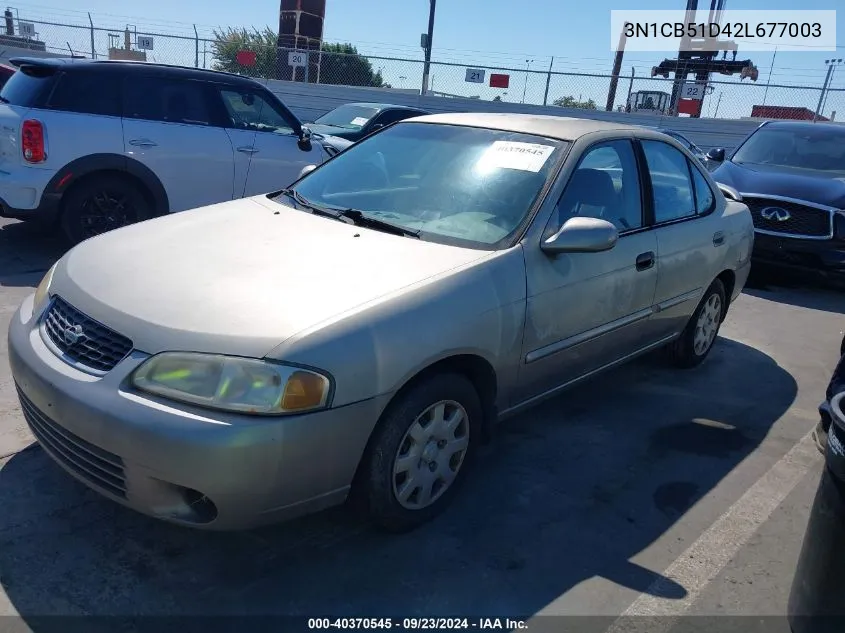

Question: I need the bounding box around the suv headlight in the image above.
[131,352,332,415]
[33,263,57,312]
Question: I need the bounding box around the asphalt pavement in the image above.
[0,216,842,632]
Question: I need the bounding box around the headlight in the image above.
[33,263,57,311]
[131,352,332,415]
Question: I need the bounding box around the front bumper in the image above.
[8,294,390,530]
[751,232,845,279]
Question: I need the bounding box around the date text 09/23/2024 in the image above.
[307,618,528,630]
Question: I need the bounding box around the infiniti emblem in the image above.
[760,206,791,222]
[62,324,86,346]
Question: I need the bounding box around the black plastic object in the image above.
[788,390,845,633]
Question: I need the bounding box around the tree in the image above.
[211,29,386,87]
[319,42,385,87]
[211,26,278,77]
[553,95,598,110]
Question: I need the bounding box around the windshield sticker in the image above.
[477,141,556,173]
[350,117,369,126]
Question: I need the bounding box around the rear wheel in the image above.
[667,278,726,368]
[60,175,151,246]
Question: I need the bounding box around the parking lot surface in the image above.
[0,216,842,630]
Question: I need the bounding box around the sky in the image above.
[7,0,845,119]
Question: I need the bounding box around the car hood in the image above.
[51,196,491,359]
[712,160,845,209]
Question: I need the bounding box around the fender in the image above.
[46,153,170,216]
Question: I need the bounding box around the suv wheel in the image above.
[60,175,151,245]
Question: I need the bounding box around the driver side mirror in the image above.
[541,217,618,255]
[706,148,725,163]
[297,125,313,151]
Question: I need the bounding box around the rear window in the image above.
[46,72,122,117]
[0,65,56,106]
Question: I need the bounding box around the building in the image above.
[750,105,829,122]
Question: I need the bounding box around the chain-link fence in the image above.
[5,16,843,122]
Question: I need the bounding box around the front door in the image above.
[216,87,318,197]
[517,139,658,404]
[121,75,235,213]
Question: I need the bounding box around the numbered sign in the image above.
[288,51,308,67]
[18,22,35,37]
[680,82,706,101]
[137,36,154,50]
[465,68,486,84]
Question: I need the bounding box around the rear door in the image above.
[639,138,726,339]
[121,74,235,212]
[216,86,317,196]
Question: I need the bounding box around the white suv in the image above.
[0,57,350,244]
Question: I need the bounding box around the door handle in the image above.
[713,231,726,246]
[635,251,655,272]
[236,146,259,154]
[128,139,157,147]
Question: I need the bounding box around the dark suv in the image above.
[0,57,350,244]
[707,121,845,282]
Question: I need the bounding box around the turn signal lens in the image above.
[282,370,329,411]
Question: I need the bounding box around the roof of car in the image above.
[408,112,639,141]
[8,56,259,86]
[760,120,845,131]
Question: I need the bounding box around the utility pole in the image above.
[542,56,554,106]
[818,58,844,121]
[420,0,437,96]
[814,60,839,122]
[761,46,777,106]
[713,91,723,118]
[522,58,534,104]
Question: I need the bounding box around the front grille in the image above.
[42,296,133,373]
[743,197,833,238]
[16,385,127,498]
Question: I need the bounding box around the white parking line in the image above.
[601,429,822,633]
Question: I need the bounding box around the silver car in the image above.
[8,113,755,532]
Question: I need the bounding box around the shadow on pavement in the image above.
[744,264,845,316]
[0,338,796,624]
[0,220,66,288]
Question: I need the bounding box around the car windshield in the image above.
[314,104,380,129]
[281,122,567,249]
[732,125,845,174]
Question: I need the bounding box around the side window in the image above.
[553,139,643,233]
[641,140,696,223]
[218,89,294,134]
[47,72,121,117]
[123,77,212,126]
[691,164,715,214]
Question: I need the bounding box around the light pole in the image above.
[522,58,534,104]
[816,58,844,122]
[420,0,437,96]
[399,75,407,89]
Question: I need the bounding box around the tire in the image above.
[59,175,152,246]
[359,372,483,533]
[667,278,727,369]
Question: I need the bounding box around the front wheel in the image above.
[358,372,482,533]
[667,278,726,369]
[60,175,151,246]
